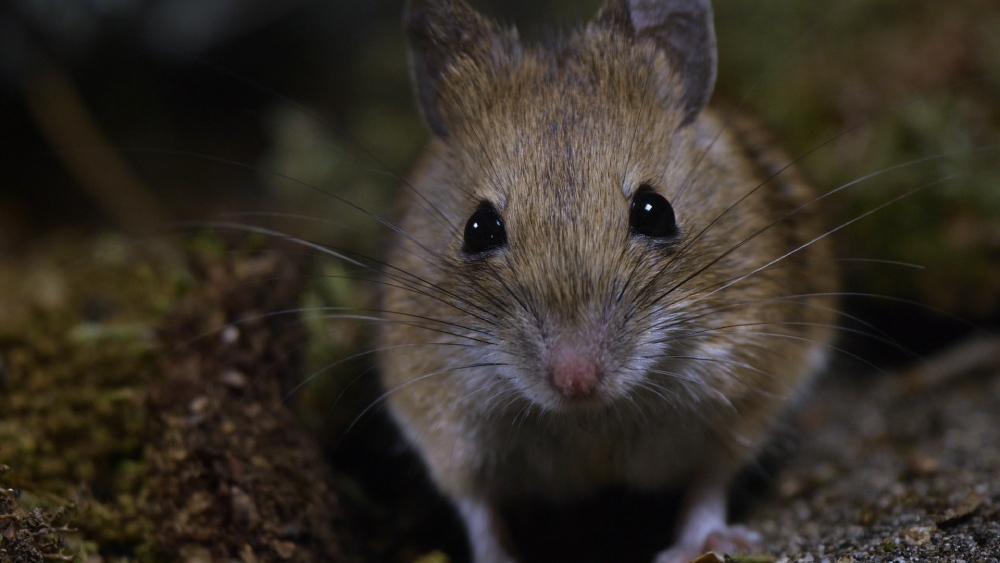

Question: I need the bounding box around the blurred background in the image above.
[0,0,998,359]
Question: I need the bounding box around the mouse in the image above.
[377,0,840,561]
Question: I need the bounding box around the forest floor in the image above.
[0,235,997,563]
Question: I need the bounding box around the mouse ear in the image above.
[405,0,508,138]
[596,0,717,125]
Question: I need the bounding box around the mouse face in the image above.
[449,69,690,410]
[387,14,830,415]
[438,35,694,411]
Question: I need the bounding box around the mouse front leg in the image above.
[653,469,761,563]
[454,495,517,563]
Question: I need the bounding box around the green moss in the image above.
[0,235,185,560]
[712,0,1000,320]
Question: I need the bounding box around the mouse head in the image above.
[401,0,755,411]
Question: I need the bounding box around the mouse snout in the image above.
[547,344,601,398]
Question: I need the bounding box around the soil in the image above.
[0,236,368,562]
[1,235,997,563]
[749,351,1000,563]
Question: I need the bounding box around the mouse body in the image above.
[378,1,839,561]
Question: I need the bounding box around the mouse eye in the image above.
[463,203,507,254]
[630,185,678,239]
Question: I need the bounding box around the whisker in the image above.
[188,219,505,328]
[701,175,958,301]
[639,165,967,333]
[654,324,889,375]
[346,361,512,436]
[650,354,783,388]
[634,379,684,407]
[638,151,978,326]
[647,292,906,354]
[284,341,492,403]
[672,72,992,274]
[208,210,361,232]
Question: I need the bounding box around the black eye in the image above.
[630,185,678,239]
[463,203,507,254]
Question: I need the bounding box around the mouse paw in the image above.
[652,525,761,563]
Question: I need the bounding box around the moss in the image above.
[0,466,79,563]
[0,235,180,558]
[0,234,367,560]
[711,0,1000,321]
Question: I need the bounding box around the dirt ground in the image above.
[749,345,1000,563]
[0,236,997,563]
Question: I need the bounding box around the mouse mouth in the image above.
[520,380,612,412]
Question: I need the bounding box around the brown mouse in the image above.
[377,0,839,561]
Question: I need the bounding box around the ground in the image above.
[750,345,1000,562]
[0,235,997,562]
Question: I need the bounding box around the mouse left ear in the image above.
[405,0,512,138]
[596,0,717,125]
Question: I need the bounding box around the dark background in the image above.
[2,0,997,347]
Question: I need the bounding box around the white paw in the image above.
[653,525,762,563]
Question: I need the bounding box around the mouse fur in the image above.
[378,0,839,561]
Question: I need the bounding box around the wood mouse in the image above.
[378,0,840,561]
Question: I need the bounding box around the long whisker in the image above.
[650,354,785,388]
[645,367,738,414]
[640,150,976,324]
[647,292,905,353]
[284,342,495,403]
[702,176,956,302]
[654,323,889,375]
[345,362,511,435]
[189,219,503,327]
[671,72,991,274]
[634,379,684,407]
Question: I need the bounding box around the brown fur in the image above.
[379,0,838,560]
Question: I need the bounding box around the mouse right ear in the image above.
[405,0,512,138]
[596,0,717,126]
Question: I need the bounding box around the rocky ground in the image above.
[750,338,1000,563]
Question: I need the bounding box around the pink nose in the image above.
[548,346,600,398]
